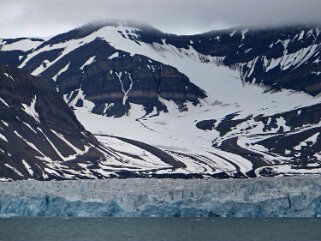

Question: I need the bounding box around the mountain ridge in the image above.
[1,22,321,180]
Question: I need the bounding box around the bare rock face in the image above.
[0,65,105,181]
[69,52,206,117]
[136,25,321,96]
[17,36,207,117]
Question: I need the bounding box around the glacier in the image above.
[0,177,321,217]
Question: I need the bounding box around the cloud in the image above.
[0,0,320,38]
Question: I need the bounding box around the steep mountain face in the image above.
[0,65,107,180]
[131,25,321,95]
[1,65,195,181]
[2,26,206,117]
[0,66,226,181]
[1,22,321,179]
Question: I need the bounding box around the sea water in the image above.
[0,218,320,241]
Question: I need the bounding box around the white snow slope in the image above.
[5,23,321,178]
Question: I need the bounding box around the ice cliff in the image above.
[0,177,321,217]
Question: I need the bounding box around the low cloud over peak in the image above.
[1,0,320,38]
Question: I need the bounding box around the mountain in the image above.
[0,65,194,181]
[1,21,321,179]
[0,65,103,180]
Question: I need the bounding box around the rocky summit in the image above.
[1,22,321,180]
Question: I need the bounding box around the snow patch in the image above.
[0,98,10,108]
[0,38,43,52]
[52,62,70,81]
[22,160,34,176]
[294,133,319,151]
[21,95,40,123]
[0,133,8,142]
[108,52,119,59]
[80,56,96,71]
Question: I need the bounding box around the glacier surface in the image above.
[0,177,321,217]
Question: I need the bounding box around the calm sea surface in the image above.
[0,218,320,241]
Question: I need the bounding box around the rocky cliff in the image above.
[0,65,105,180]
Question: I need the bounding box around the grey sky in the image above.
[1,0,321,38]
